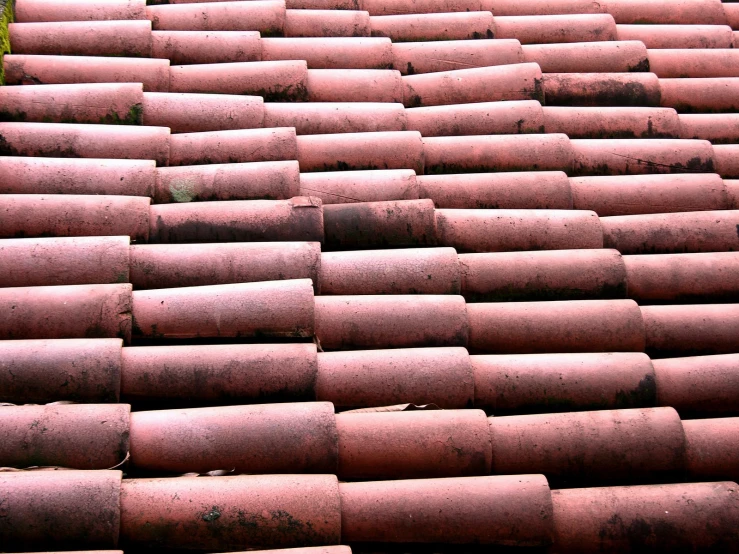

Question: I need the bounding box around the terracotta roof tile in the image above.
[151,30,262,64]
[146,0,286,33]
[285,9,371,38]
[4,54,171,90]
[616,23,735,48]
[494,13,617,44]
[2,0,739,550]
[14,0,147,22]
[369,11,495,42]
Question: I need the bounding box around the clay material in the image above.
[234,546,352,554]
[0,122,170,166]
[336,409,491,479]
[306,69,403,102]
[323,199,436,249]
[168,127,296,166]
[542,72,661,106]
[603,0,728,24]
[678,113,739,144]
[120,475,341,550]
[402,62,542,107]
[467,299,646,354]
[169,60,308,100]
[0,404,130,470]
[297,131,423,173]
[340,475,554,545]
[0,338,122,404]
[315,347,474,409]
[601,210,739,254]
[0,195,150,241]
[142,92,263,133]
[624,252,739,302]
[617,24,734,48]
[660,77,739,112]
[264,102,406,135]
[459,248,627,302]
[4,54,170,92]
[570,138,716,176]
[684,418,739,480]
[489,407,686,484]
[285,9,371,37]
[370,12,495,42]
[320,247,460,295]
[0,236,130,288]
[132,279,315,339]
[315,294,468,350]
[543,106,680,139]
[0,284,132,343]
[392,39,524,75]
[423,134,573,174]
[653,353,739,416]
[571,173,728,216]
[15,0,147,22]
[435,209,603,253]
[362,0,493,15]
[299,169,418,204]
[9,20,152,57]
[146,0,285,33]
[131,241,320,290]
[726,179,739,208]
[494,14,617,44]
[151,30,261,65]
[0,470,122,551]
[121,343,318,404]
[649,49,739,78]
[149,197,324,243]
[406,100,545,136]
[523,41,648,73]
[550,481,739,553]
[417,171,572,209]
[0,82,144,125]
[641,303,739,357]
[129,402,337,474]
[473,352,656,414]
[715,144,739,178]
[262,37,392,69]
[154,160,299,203]
[489,0,606,16]
[0,157,156,197]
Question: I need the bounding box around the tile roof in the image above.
[0,0,738,552]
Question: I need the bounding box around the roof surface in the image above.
[0,0,738,552]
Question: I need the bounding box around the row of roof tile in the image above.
[2,470,737,552]
[11,12,739,48]
[3,237,739,303]
[3,339,738,416]
[3,194,739,254]
[1,402,737,485]
[2,123,739,177]
[1,280,738,356]
[8,32,739,78]
[4,84,739,139]
[13,0,738,25]
[7,60,739,111]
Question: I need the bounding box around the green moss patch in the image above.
[0,0,14,85]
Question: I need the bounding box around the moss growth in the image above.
[260,27,284,38]
[99,103,144,125]
[255,83,308,103]
[0,108,26,121]
[0,0,14,86]
[628,58,650,73]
